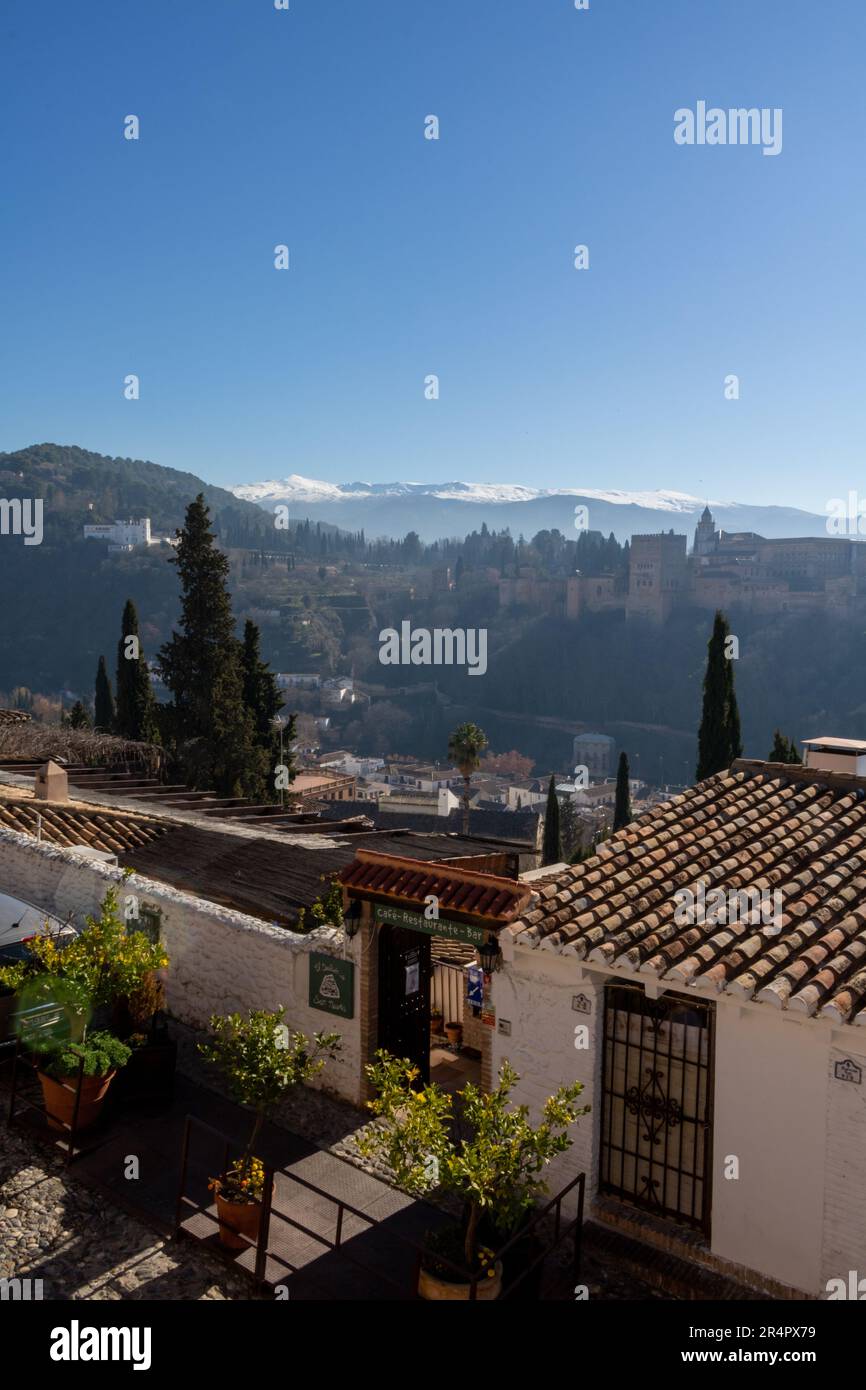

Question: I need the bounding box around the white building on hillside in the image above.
[83,518,152,551]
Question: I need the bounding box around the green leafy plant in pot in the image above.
[33,1028,131,1133]
[359,1052,588,1301]
[21,888,170,1027]
[198,1007,341,1249]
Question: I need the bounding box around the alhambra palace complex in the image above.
[499,507,866,625]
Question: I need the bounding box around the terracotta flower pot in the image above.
[38,1070,116,1133]
[418,1260,503,1301]
[215,1193,263,1251]
[444,1021,463,1048]
[430,1013,444,1037]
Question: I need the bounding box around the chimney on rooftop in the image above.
[801,737,866,777]
[35,760,69,802]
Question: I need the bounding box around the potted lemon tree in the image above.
[199,1007,341,1249]
[359,1052,588,1300]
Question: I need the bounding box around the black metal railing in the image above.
[174,1113,585,1300]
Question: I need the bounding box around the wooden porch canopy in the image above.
[339,848,532,928]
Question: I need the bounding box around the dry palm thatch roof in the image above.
[0,722,163,773]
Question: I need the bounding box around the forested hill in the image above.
[0,443,290,693]
[0,443,275,544]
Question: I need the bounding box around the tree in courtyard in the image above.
[94,656,115,733]
[542,775,562,866]
[613,751,632,831]
[447,722,488,835]
[696,610,743,781]
[158,494,266,797]
[115,599,159,744]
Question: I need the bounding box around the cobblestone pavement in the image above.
[1,1028,677,1303]
[0,1127,255,1301]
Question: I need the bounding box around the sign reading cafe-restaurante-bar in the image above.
[373,904,486,947]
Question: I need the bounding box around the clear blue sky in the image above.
[1,0,863,511]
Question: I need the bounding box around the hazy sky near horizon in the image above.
[2,0,864,512]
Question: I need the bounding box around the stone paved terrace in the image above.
[0,1028,761,1301]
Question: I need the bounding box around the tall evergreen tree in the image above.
[66,700,90,729]
[241,620,284,742]
[158,494,265,797]
[559,793,579,860]
[241,620,296,797]
[94,655,115,732]
[696,610,743,781]
[613,751,632,831]
[542,775,563,866]
[769,730,802,764]
[116,599,159,743]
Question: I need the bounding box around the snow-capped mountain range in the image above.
[230,474,826,544]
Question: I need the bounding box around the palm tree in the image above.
[447,722,488,835]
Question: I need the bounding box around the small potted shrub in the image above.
[35,1030,131,1132]
[430,1007,444,1037]
[359,1053,588,1301]
[25,889,169,1018]
[199,1007,341,1250]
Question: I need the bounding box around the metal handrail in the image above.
[174,1112,585,1299]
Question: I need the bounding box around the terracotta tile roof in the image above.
[0,799,169,854]
[0,709,31,726]
[509,759,866,1025]
[340,849,532,925]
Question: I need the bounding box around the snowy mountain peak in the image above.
[231,475,729,511]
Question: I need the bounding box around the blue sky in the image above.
[1,0,863,511]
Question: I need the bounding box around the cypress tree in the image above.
[66,700,90,729]
[158,494,265,797]
[696,610,743,781]
[559,794,579,859]
[116,600,158,743]
[94,656,115,732]
[613,751,632,831]
[240,620,296,797]
[769,730,802,764]
[542,775,562,866]
[241,620,284,742]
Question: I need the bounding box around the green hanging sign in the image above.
[309,953,355,1019]
[373,904,486,947]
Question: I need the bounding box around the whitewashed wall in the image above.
[492,938,866,1298]
[0,828,362,1103]
[820,1039,866,1294]
[711,1004,828,1293]
[490,945,600,1216]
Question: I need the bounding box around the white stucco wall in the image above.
[492,940,866,1298]
[490,945,599,1215]
[711,1005,828,1293]
[0,828,362,1103]
[821,1040,866,1293]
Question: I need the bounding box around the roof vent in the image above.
[802,737,866,776]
